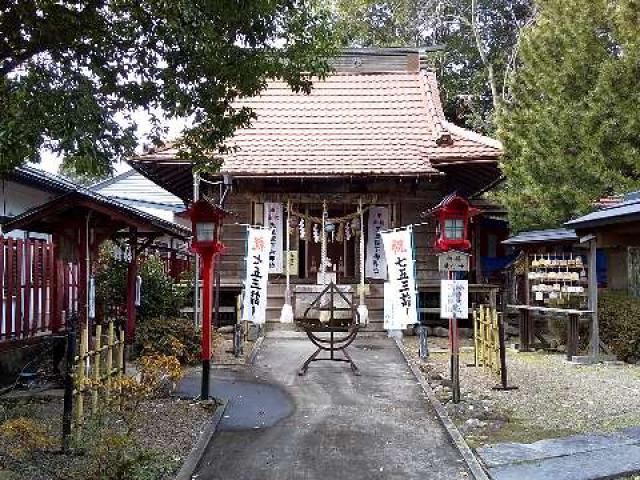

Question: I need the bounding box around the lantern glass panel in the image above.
[196,222,215,242]
[444,218,464,240]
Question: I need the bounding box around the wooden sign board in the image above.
[437,250,471,272]
[283,250,299,276]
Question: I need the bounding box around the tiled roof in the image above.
[4,167,189,238]
[135,70,502,177]
[502,228,578,246]
[566,195,640,230]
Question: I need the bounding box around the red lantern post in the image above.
[187,200,226,400]
[431,193,479,253]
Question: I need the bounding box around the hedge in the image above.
[599,291,640,363]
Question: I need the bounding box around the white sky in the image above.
[37,109,189,176]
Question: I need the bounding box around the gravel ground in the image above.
[211,331,255,365]
[404,336,640,447]
[0,394,214,479]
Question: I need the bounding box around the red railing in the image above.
[0,237,77,341]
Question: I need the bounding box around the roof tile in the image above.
[136,71,502,176]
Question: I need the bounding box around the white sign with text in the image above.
[440,280,469,319]
[263,202,283,274]
[242,228,271,324]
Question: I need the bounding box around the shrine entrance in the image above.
[303,205,358,283]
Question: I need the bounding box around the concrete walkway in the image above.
[178,337,470,480]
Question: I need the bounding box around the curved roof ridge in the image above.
[442,120,503,151]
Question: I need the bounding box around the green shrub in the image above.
[599,292,640,363]
[135,317,200,365]
[95,243,189,322]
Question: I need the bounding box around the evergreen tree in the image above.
[497,0,640,232]
[334,0,533,132]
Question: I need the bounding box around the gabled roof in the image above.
[566,194,640,230]
[502,228,578,246]
[131,63,502,199]
[3,169,189,238]
[91,169,184,208]
[6,165,77,194]
[137,71,501,177]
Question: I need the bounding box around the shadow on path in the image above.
[179,337,470,480]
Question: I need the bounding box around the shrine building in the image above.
[130,48,507,331]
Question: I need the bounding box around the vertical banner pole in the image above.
[357,197,368,325]
[280,200,294,323]
[320,200,327,285]
[201,252,214,400]
[193,173,201,328]
[450,269,461,403]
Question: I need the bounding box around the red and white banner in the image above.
[380,228,418,328]
[242,228,271,324]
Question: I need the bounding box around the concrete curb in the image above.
[394,338,491,480]
[175,399,228,480]
[247,335,265,365]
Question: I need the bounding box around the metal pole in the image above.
[418,324,429,359]
[200,252,214,400]
[62,313,76,452]
[450,270,461,403]
[193,173,201,328]
[359,198,365,305]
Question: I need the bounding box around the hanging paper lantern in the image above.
[312,224,320,243]
[299,218,306,240]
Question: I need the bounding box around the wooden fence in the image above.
[472,305,517,391]
[473,305,502,377]
[67,320,125,442]
[0,236,77,341]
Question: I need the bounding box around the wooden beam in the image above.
[126,227,138,344]
[589,238,599,359]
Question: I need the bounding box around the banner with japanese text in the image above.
[242,228,271,324]
[365,206,390,279]
[263,202,283,274]
[380,228,418,328]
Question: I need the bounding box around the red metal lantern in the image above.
[186,199,226,400]
[188,199,226,255]
[429,193,479,252]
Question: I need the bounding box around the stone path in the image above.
[178,337,470,480]
[476,427,640,480]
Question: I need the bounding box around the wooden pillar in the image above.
[126,228,138,343]
[474,222,483,283]
[78,221,88,331]
[589,238,599,359]
[50,240,62,332]
[567,313,579,360]
[519,308,530,352]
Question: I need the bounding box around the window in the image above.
[444,218,465,240]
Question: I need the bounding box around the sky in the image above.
[37,109,190,176]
